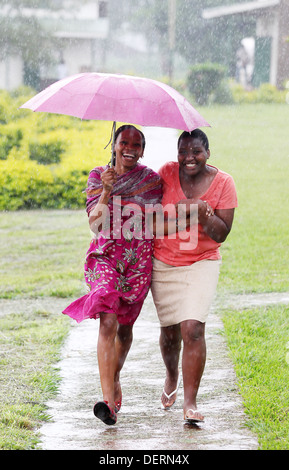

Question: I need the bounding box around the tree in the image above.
[175,0,255,76]
[0,0,87,88]
[108,0,255,78]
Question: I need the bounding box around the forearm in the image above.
[179,199,233,243]
[199,210,233,243]
[89,189,111,233]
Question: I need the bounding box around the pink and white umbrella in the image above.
[20,72,210,164]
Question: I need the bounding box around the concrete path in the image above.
[1,291,288,449]
[34,289,289,451]
[32,292,267,451]
[33,290,288,450]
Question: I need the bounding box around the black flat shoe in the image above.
[93,401,117,425]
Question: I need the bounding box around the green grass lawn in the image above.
[221,304,289,450]
[0,209,90,299]
[0,103,289,449]
[203,103,289,294]
[0,311,70,450]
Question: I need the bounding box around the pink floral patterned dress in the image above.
[62,163,162,325]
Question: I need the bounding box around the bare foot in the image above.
[114,380,122,413]
[161,374,180,409]
[184,407,204,423]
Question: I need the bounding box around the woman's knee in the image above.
[181,320,205,344]
[117,324,133,345]
[160,324,182,350]
[99,313,118,339]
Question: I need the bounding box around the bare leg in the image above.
[181,320,206,421]
[97,312,118,410]
[159,324,182,408]
[114,323,133,406]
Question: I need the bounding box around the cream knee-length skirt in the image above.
[151,257,221,327]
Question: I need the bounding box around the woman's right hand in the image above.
[101,167,118,193]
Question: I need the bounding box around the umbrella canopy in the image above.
[21,72,209,130]
[20,72,210,164]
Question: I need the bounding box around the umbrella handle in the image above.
[110,121,116,167]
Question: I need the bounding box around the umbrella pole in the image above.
[110,121,116,167]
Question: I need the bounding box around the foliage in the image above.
[0,90,14,123]
[0,1,87,88]
[187,63,227,105]
[230,81,287,104]
[0,88,111,210]
[29,136,66,165]
[0,124,23,160]
[210,79,234,105]
[0,2,56,88]
[109,0,255,77]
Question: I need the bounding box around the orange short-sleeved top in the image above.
[153,162,238,266]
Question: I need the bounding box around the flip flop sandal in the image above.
[162,376,181,409]
[93,401,117,425]
[184,409,204,424]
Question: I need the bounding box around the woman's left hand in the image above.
[202,200,214,217]
[175,199,214,218]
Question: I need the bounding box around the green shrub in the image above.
[211,80,234,105]
[187,63,227,105]
[230,81,286,104]
[0,89,126,210]
[0,158,88,210]
[0,159,54,210]
[256,83,285,103]
[54,170,88,209]
[0,126,23,160]
[0,91,13,124]
[29,138,65,165]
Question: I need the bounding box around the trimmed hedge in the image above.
[230,82,287,104]
[0,126,23,160]
[0,88,112,211]
[187,63,227,105]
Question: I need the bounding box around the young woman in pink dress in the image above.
[63,125,162,425]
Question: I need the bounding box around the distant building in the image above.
[0,1,109,90]
[202,0,289,88]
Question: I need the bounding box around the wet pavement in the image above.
[35,292,264,451]
[1,279,289,449]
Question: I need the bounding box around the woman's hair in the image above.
[114,125,146,151]
[178,129,209,151]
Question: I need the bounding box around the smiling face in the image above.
[178,136,210,178]
[114,128,144,174]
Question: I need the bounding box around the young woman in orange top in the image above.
[151,129,238,424]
